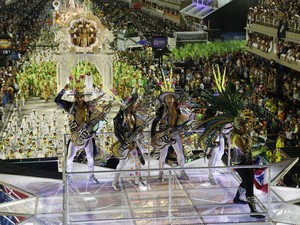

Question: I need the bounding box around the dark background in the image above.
[205,0,259,32]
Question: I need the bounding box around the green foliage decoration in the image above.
[170,40,246,61]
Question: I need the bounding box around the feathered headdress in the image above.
[153,66,180,102]
[199,65,248,151]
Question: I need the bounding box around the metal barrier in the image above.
[62,132,271,225]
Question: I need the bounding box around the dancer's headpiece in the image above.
[153,67,181,102]
[199,65,255,149]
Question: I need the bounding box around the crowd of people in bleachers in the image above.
[0,0,299,163]
[141,1,181,18]
[246,32,300,64]
[248,0,300,32]
[92,0,188,39]
[0,0,51,55]
[246,0,300,67]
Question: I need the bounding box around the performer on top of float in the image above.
[111,93,150,191]
[54,83,109,184]
[198,65,265,219]
[150,69,195,182]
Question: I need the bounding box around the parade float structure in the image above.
[52,0,115,93]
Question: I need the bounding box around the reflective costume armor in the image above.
[151,102,189,181]
[54,89,98,183]
[112,109,145,189]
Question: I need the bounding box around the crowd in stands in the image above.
[246,0,300,68]
[248,0,300,32]
[93,0,187,39]
[278,41,300,62]
[0,0,52,123]
[247,32,273,52]
[0,0,51,55]
[0,0,299,163]
[246,31,300,65]
[141,1,180,18]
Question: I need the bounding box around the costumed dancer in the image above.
[230,111,264,218]
[85,72,93,92]
[111,93,148,191]
[150,69,195,182]
[30,109,38,130]
[201,107,224,184]
[199,65,265,219]
[54,83,108,184]
[207,131,225,184]
[207,122,233,184]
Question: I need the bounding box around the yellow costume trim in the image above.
[153,65,175,92]
[213,65,226,93]
[231,133,240,149]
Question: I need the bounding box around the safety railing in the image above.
[62,132,271,225]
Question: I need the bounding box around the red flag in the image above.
[253,156,268,193]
